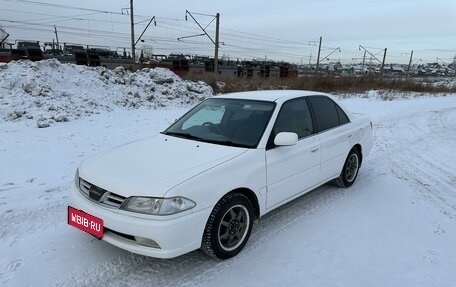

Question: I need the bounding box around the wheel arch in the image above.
[225,188,260,220]
[353,143,363,166]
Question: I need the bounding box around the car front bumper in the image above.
[68,186,212,259]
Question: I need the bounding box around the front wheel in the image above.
[201,193,254,259]
[334,148,361,187]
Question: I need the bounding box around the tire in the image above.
[201,193,254,259]
[334,147,361,187]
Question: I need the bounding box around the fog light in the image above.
[134,236,161,249]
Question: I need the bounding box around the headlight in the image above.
[120,197,196,215]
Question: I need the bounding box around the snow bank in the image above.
[432,77,456,89]
[0,59,212,127]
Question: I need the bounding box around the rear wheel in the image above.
[334,148,361,187]
[201,193,253,259]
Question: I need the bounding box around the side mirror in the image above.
[274,132,298,146]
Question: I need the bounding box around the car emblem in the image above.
[89,186,107,201]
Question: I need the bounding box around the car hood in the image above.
[78,133,248,198]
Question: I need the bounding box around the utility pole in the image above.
[54,25,59,50]
[381,48,387,75]
[362,50,366,74]
[214,13,220,75]
[315,36,322,74]
[130,0,135,63]
[180,10,220,74]
[359,45,387,75]
[407,50,414,79]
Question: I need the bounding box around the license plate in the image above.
[68,206,104,239]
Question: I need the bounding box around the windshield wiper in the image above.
[203,139,251,148]
[163,132,250,148]
[162,131,205,141]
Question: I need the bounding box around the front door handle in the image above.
[311,148,319,153]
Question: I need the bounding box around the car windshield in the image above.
[163,98,276,148]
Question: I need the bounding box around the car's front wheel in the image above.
[201,193,254,259]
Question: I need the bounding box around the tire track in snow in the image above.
[0,185,70,286]
[0,187,69,244]
[0,259,25,285]
[374,107,456,218]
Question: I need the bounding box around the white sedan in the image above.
[68,90,373,259]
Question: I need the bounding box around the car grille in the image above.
[78,178,127,208]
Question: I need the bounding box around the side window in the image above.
[272,98,314,139]
[308,96,340,132]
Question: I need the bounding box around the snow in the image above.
[1,61,456,286]
[0,59,212,126]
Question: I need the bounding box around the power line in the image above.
[2,0,154,19]
[2,8,129,25]
[3,0,121,15]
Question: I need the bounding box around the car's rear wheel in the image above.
[201,193,253,259]
[334,147,361,187]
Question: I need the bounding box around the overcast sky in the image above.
[1,0,455,64]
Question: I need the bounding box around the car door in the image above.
[307,96,351,182]
[265,98,321,209]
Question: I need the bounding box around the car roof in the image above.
[213,90,331,102]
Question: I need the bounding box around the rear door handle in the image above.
[311,148,319,153]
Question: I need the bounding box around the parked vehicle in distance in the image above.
[68,90,373,259]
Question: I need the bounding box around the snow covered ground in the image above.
[0,59,211,126]
[1,61,456,286]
